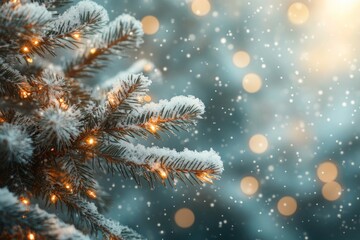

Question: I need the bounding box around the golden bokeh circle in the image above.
[317,161,338,183]
[240,176,259,196]
[249,134,268,154]
[174,208,195,228]
[288,2,310,25]
[191,0,211,16]
[242,73,262,93]
[141,16,160,35]
[232,51,250,68]
[322,181,342,201]
[277,196,297,216]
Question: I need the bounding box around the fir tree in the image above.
[0,0,223,239]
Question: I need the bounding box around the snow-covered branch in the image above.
[65,14,143,78]
[0,188,89,240]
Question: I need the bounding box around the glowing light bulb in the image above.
[196,172,215,184]
[87,190,97,199]
[143,95,152,102]
[158,168,168,179]
[50,194,57,203]
[90,48,96,54]
[26,57,33,63]
[21,197,30,206]
[20,90,31,98]
[22,46,29,53]
[27,233,35,240]
[32,39,39,45]
[86,137,96,145]
[72,33,81,40]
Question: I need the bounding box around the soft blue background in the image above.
[80,0,360,239]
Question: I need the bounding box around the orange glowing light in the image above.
[50,194,57,203]
[143,95,152,102]
[72,33,81,39]
[27,233,35,240]
[86,137,96,145]
[158,168,168,179]
[20,90,31,98]
[87,190,97,199]
[22,46,29,53]
[90,48,97,54]
[20,197,30,206]
[26,57,33,63]
[196,172,215,184]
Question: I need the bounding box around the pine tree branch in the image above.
[24,1,109,57]
[95,141,223,187]
[122,95,205,138]
[0,58,26,97]
[0,2,53,57]
[31,0,72,9]
[0,187,90,240]
[65,14,143,78]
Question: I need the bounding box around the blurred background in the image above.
[89,0,360,239]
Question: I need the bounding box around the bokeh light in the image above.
[174,208,195,228]
[141,16,160,35]
[242,73,262,93]
[322,181,342,201]
[277,196,297,216]
[316,161,338,183]
[287,2,310,25]
[240,176,259,196]
[249,134,268,154]
[232,51,250,68]
[191,0,211,16]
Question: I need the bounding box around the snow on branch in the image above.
[122,95,205,136]
[19,0,110,57]
[106,74,151,112]
[0,123,33,164]
[0,2,52,30]
[96,141,223,187]
[0,58,26,96]
[53,191,144,240]
[65,14,143,78]
[46,0,109,37]
[32,0,72,9]
[36,106,82,151]
[0,187,90,240]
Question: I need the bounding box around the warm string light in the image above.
[32,38,40,46]
[58,98,68,110]
[143,95,152,102]
[20,89,31,98]
[157,168,168,179]
[20,197,30,206]
[27,232,35,240]
[64,183,73,193]
[50,194,57,203]
[145,118,159,133]
[26,57,33,63]
[90,48,97,54]
[196,172,215,184]
[72,32,81,40]
[87,190,97,199]
[22,46,30,53]
[86,136,96,146]
[0,117,5,123]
